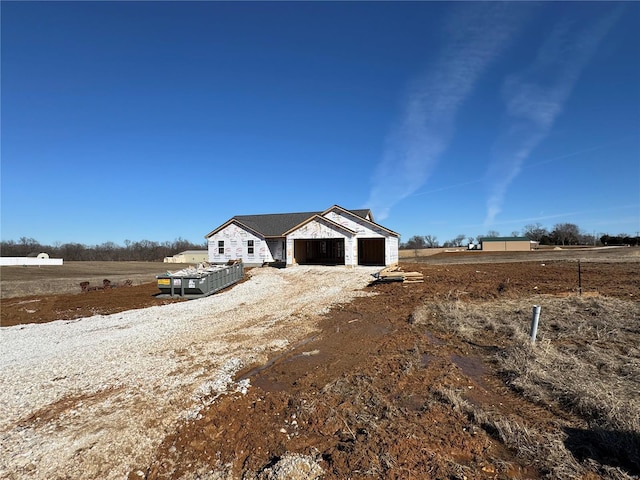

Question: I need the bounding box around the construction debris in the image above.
[372,264,424,284]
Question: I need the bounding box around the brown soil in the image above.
[1,283,185,327]
[3,255,639,479]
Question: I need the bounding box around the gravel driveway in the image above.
[0,266,378,480]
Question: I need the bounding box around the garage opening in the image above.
[294,239,345,265]
[358,238,385,266]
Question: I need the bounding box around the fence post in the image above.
[530,305,541,343]
[578,260,582,296]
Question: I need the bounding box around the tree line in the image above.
[0,237,207,262]
[400,222,640,249]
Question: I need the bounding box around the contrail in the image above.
[365,3,530,221]
[483,7,622,227]
[410,134,636,198]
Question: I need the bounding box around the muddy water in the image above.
[451,354,488,388]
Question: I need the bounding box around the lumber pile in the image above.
[373,264,424,284]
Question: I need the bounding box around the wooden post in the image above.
[578,260,582,296]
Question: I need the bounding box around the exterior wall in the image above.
[346,237,356,266]
[208,223,274,265]
[386,236,399,264]
[482,240,532,252]
[286,218,355,266]
[505,241,532,252]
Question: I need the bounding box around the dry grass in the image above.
[414,295,640,478]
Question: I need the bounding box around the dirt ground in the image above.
[2,249,638,328]
[0,261,188,299]
[2,248,639,479]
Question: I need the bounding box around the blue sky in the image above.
[2,1,639,247]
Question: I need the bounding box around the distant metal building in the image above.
[163,250,209,264]
[480,237,538,252]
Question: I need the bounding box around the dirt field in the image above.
[1,248,639,479]
[0,261,187,299]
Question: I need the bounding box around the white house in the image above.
[205,205,399,267]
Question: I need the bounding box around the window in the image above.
[218,240,224,255]
[248,240,254,254]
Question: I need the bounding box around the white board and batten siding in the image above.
[207,223,274,264]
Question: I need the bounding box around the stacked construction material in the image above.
[374,264,424,284]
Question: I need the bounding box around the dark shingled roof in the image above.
[233,209,371,237]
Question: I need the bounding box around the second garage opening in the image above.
[358,238,385,266]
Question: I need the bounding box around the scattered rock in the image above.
[257,453,324,480]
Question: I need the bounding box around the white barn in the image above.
[205,205,399,267]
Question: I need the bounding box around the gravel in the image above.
[0,266,378,480]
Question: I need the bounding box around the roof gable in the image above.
[322,205,399,237]
[283,214,356,236]
[205,207,375,238]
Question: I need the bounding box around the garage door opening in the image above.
[358,238,385,266]
[294,239,345,265]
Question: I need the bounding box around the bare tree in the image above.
[1,238,207,261]
[18,237,41,256]
[551,223,580,246]
[522,223,549,242]
[442,234,466,248]
[453,234,466,247]
[402,235,427,250]
[424,235,439,248]
[578,232,596,246]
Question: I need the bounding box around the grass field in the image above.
[414,295,640,478]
